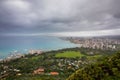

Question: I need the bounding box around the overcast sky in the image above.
[0,0,120,36]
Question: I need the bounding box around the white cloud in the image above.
[4,0,30,11]
[0,0,120,34]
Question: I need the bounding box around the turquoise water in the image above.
[0,36,78,59]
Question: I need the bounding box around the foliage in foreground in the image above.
[67,52,120,80]
[0,48,118,80]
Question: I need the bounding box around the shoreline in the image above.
[0,37,80,60]
[0,46,80,62]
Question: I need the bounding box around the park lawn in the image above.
[55,51,85,58]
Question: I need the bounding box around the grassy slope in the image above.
[55,51,85,58]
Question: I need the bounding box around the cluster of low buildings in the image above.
[56,58,88,71]
[0,49,43,62]
[32,58,88,76]
[33,68,59,76]
[2,53,24,62]
[0,65,21,79]
[28,49,43,55]
[67,38,120,50]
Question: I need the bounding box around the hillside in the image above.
[0,48,118,80]
[67,52,120,80]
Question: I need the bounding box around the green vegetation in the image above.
[67,52,120,80]
[5,74,60,80]
[55,51,85,58]
[87,55,102,60]
[0,47,118,80]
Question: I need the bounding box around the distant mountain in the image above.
[62,35,120,40]
[96,35,120,39]
[93,35,119,39]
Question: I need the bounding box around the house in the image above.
[33,68,44,74]
[29,49,43,55]
[50,72,59,75]
[14,69,20,72]
[17,73,22,76]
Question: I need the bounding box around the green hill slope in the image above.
[67,52,120,80]
[0,48,118,80]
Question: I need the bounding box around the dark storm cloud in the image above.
[0,0,120,35]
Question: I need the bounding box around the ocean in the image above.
[0,36,79,59]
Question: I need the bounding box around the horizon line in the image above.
[0,29,120,37]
